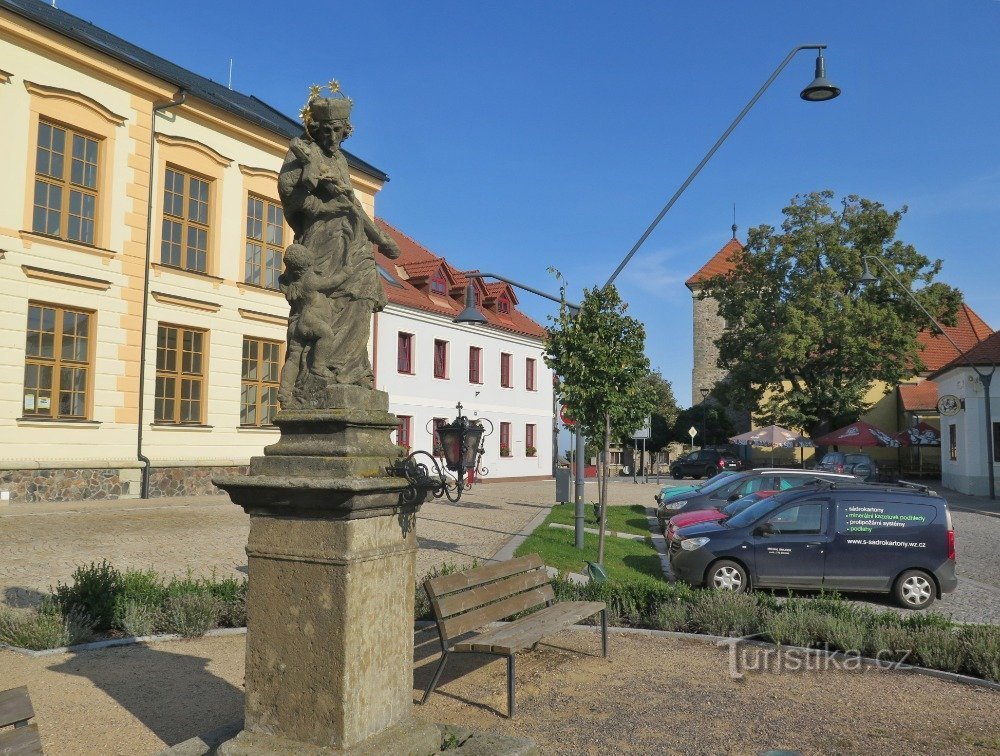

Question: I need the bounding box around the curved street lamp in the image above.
[859,255,995,499]
[605,44,840,288]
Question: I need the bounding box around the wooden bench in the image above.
[0,686,43,755]
[420,554,607,717]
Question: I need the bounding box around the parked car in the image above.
[653,470,739,505]
[669,450,743,480]
[664,490,778,543]
[655,468,861,533]
[668,481,957,609]
[817,452,879,482]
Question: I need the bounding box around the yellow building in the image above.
[0,1,392,501]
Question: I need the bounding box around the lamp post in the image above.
[604,44,840,289]
[860,255,996,499]
[454,272,590,547]
[699,387,710,450]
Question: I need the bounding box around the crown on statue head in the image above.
[299,80,353,126]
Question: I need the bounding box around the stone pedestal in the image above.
[214,386,434,753]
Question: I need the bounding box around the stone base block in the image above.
[161,718,537,756]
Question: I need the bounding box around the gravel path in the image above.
[2,629,997,754]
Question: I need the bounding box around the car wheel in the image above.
[707,559,749,593]
[894,569,935,610]
[672,469,683,480]
[705,466,718,478]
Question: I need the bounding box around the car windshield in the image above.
[723,495,787,528]
[820,453,844,464]
[721,496,761,518]
[845,454,870,465]
[697,471,751,495]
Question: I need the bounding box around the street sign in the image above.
[688,426,698,439]
[559,406,575,426]
[631,416,651,440]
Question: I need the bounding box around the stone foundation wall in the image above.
[0,465,249,504]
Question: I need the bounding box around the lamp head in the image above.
[800,50,841,102]
[454,282,488,324]
[858,258,877,286]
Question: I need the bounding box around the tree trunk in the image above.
[597,412,610,565]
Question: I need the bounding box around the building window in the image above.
[497,295,510,315]
[32,120,100,245]
[500,352,512,388]
[526,424,536,456]
[433,339,448,379]
[155,324,206,424]
[949,424,957,462]
[430,268,447,295]
[432,417,447,456]
[244,195,284,290]
[397,332,414,374]
[525,358,536,391]
[469,346,482,384]
[23,303,92,419]
[396,415,412,449]
[500,421,511,457]
[161,166,210,273]
[241,337,281,426]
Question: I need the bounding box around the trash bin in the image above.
[555,467,571,502]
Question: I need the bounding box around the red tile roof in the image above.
[927,328,1000,379]
[375,219,546,340]
[899,381,938,412]
[685,238,743,289]
[916,302,993,372]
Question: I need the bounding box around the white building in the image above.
[0,0,552,503]
[929,331,1000,496]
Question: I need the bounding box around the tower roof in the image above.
[685,238,743,290]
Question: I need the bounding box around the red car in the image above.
[665,490,777,542]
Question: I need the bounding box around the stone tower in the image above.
[685,236,750,434]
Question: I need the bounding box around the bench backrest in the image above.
[424,554,554,644]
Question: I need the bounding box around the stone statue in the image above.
[277,87,400,407]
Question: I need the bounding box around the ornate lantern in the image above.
[392,402,491,502]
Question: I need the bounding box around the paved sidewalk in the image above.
[0,479,662,608]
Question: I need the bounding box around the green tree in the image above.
[545,283,654,563]
[619,369,679,468]
[669,404,735,448]
[702,191,961,436]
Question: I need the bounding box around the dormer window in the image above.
[430,268,447,295]
[497,295,511,315]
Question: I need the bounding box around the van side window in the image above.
[766,502,825,535]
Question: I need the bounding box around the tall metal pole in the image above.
[574,423,585,549]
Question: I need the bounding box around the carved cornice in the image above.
[238,307,288,326]
[21,264,111,291]
[23,80,127,125]
[156,133,232,167]
[151,291,221,312]
[239,164,280,181]
[0,69,12,84]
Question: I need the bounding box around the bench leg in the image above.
[507,654,515,718]
[601,608,608,658]
[421,651,449,704]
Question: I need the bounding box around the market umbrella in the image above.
[895,422,941,447]
[813,420,900,448]
[728,425,814,466]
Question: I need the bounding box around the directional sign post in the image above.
[688,426,698,452]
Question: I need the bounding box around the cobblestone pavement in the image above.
[654,478,1000,624]
[0,479,662,609]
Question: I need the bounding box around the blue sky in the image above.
[64,0,1000,407]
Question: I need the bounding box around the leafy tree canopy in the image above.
[619,369,679,451]
[702,191,962,435]
[670,404,735,448]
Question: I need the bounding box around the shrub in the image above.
[814,615,868,653]
[0,605,92,650]
[118,599,159,638]
[687,590,764,637]
[764,602,827,648]
[203,575,248,628]
[864,623,915,662]
[161,593,220,637]
[114,568,166,629]
[960,625,1000,682]
[53,560,122,632]
[653,602,688,632]
[910,627,965,673]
